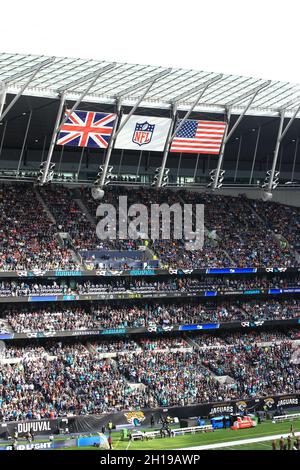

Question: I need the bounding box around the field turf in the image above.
[60,418,300,451]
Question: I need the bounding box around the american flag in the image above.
[57,110,116,148]
[170,119,226,154]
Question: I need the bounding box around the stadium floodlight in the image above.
[57,63,116,93]
[94,165,114,187]
[114,68,172,99]
[151,167,163,186]
[208,169,225,189]
[170,74,223,104]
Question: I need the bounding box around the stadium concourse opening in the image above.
[0,52,299,453]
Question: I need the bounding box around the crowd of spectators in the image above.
[200,341,300,397]
[0,331,299,421]
[0,184,77,271]
[1,298,300,333]
[0,183,299,270]
[180,191,297,268]
[249,199,300,253]
[117,350,226,407]
[0,347,146,421]
[5,305,99,333]
[0,280,67,297]
[39,186,105,251]
[192,330,299,348]
[77,186,300,268]
[90,339,140,353]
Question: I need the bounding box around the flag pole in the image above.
[193,153,200,182]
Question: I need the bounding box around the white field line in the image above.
[178,431,300,450]
[126,439,132,451]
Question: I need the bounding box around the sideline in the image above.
[178,431,300,450]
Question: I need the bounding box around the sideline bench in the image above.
[131,424,213,441]
[273,413,300,423]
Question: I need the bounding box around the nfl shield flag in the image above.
[132,122,155,146]
[115,114,171,151]
[57,109,116,148]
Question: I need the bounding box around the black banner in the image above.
[0,318,298,341]
[0,286,300,306]
[1,393,299,438]
[0,266,298,280]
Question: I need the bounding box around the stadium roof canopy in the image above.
[1,52,300,118]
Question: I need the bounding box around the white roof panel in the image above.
[1,52,300,117]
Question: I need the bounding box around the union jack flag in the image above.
[57,109,116,148]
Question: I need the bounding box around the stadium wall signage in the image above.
[0,418,58,438]
[0,266,297,280]
[1,394,299,439]
[1,286,300,306]
[0,318,298,341]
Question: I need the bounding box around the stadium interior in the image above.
[0,52,300,451]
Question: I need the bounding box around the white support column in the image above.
[39,92,66,185]
[211,81,271,190]
[0,84,6,118]
[249,126,261,185]
[0,121,7,160]
[156,104,177,187]
[135,150,143,181]
[291,137,299,182]
[97,99,122,188]
[76,147,85,180]
[95,70,172,189]
[265,111,285,193]
[193,153,200,182]
[234,135,243,182]
[156,75,223,188]
[117,149,124,177]
[0,57,55,122]
[16,110,33,177]
[176,152,183,182]
[265,102,300,193]
[38,63,116,185]
[210,107,231,190]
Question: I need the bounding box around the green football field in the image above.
[61,418,300,451]
[1,418,299,451]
